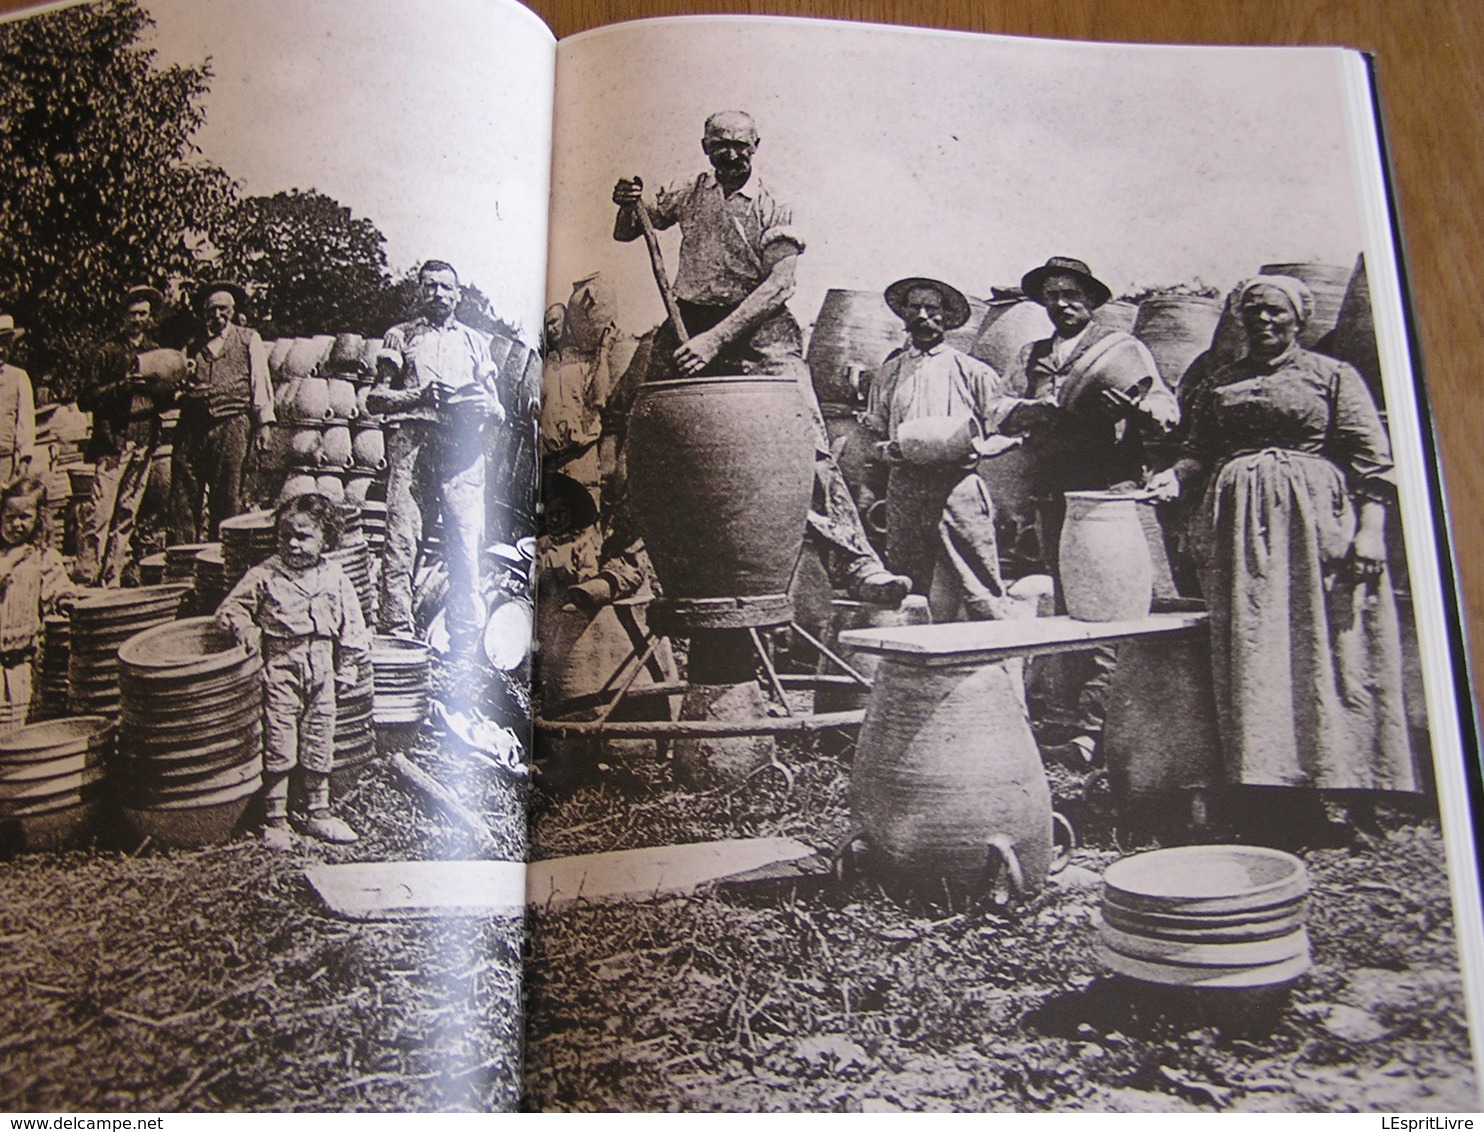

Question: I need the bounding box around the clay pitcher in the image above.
[626,377,814,624]
[290,375,334,422]
[1058,491,1153,621]
[851,657,1054,895]
[351,426,386,470]
[325,377,359,421]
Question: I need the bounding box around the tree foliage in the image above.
[212,189,403,338]
[0,0,235,388]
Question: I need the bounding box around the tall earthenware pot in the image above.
[850,656,1055,896]
[626,376,814,629]
[1058,491,1154,621]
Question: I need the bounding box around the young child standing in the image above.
[217,493,370,847]
[0,477,71,734]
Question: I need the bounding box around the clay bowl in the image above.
[1100,900,1307,944]
[1099,922,1310,968]
[1102,845,1308,916]
[0,717,113,764]
[121,791,257,849]
[1097,941,1311,989]
[118,617,255,682]
[373,635,431,668]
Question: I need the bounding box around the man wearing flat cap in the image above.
[170,281,274,542]
[77,285,179,585]
[612,110,908,605]
[0,314,35,486]
[991,256,1178,764]
[863,277,1013,618]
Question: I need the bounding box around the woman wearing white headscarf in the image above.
[1148,275,1416,833]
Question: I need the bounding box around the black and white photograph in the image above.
[0,0,554,1110]
[528,16,1483,1112]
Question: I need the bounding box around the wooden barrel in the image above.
[626,377,814,628]
[806,289,906,406]
[1058,491,1154,622]
[1259,262,1351,347]
[852,656,1054,894]
[969,300,1052,376]
[1132,295,1223,389]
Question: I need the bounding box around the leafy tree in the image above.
[212,189,401,338]
[0,0,235,393]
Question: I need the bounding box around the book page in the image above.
[0,0,550,1111]
[532,15,1483,1111]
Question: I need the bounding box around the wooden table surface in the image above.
[2,0,1479,709]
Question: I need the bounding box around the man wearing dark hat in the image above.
[991,257,1178,764]
[77,285,178,585]
[170,281,275,542]
[612,111,908,605]
[864,277,1012,617]
[0,314,35,486]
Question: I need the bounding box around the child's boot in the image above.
[261,773,295,849]
[300,773,358,843]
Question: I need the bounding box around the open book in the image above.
[0,0,1480,1114]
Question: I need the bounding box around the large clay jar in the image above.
[806,289,906,406]
[969,300,1052,376]
[1103,630,1220,800]
[1132,295,1223,390]
[1092,299,1140,333]
[325,333,366,376]
[626,377,814,627]
[1058,491,1154,621]
[852,658,1054,894]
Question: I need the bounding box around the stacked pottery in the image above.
[327,529,374,624]
[35,615,71,721]
[67,585,190,717]
[219,510,278,592]
[165,543,212,582]
[0,717,113,851]
[192,545,227,615]
[333,654,376,779]
[372,635,431,726]
[114,618,264,848]
[360,501,387,558]
[1098,845,1312,990]
[138,552,167,586]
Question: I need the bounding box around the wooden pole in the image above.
[634,198,689,343]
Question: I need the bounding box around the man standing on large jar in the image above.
[611,111,909,606]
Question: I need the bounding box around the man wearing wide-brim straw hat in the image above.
[987,256,1179,767]
[862,276,1015,620]
[76,284,178,586]
[169,280,275,542]
[0,314,36,486]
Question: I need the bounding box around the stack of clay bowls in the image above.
[333,654,376,779]
[1098,845,1311,990]
[0,717,113,850]
[137,552,168,586]
[35,615,72,722]
[165,543,212,583]
[372,635,431,727]
[219,510,278,592]
[360,501,387,558]
[68,585,190,717]
[328,512,374,624]
[191,545,227,615]
[114,617,264,847]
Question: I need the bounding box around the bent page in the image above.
[0,0,550,1111]
[532,15,1483,1111]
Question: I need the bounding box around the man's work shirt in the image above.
[374,317,495,425]
[648,172,804,306]
[864,343,1004,444]
[0,364,35,468]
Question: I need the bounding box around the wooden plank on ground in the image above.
[839,611,1208,666]
[305,859,526,921]
[527,837,819,907]
[305,837,822,920]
